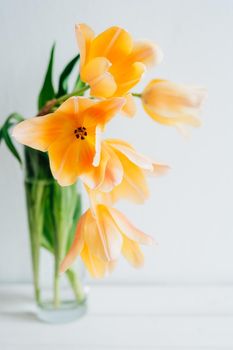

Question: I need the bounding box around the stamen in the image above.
[74,126,88,140]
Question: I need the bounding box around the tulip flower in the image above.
[76,23,163,116]
[60,202,154,278]
[141,79,206,129]
[81,139,169,204]
[12,96,125,186]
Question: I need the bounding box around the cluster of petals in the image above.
[12,23,206,277]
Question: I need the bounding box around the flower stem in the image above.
[66,269,85,303]
[132,92,142,98]
[37,85,90,116]
[56,85,90,104]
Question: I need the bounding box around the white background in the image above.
[0,0,233,286]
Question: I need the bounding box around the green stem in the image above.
[53,257,60,308]
[132,92,142,98]
[56,85,90,104]
[66,269,85,303]
[25,181,45,306]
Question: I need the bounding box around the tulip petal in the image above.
[121,93,137,117]
[113,62,146,96]
[85,205,123,261]
[83,97,126,128]
[145,162,170,176]
[48,134,95,186]
[76,23,95,68]
[111,153,150,204]
[97,143,123,192]
[107,139,153,170]
[12,113,75,152]
[122,236,144,268]
[109,207,154,245]
[81,57,117,98]
[60,212,86,273]
[90,72,117,98]
[127,40,163,67]
[90,26,133,64]
[81,244,116,278]
[142,80,206,127]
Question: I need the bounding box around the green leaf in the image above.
[38,43,56,111]
[0,113,24,164]
[2,126,22,164]
[57,54,80,97]
[73,74,86,95]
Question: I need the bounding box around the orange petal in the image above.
[142,80,205,127]
[80,145,110,189]
[127,41,163,67]
[60,212,86,273]
[113,62,146,96]
[85,205,123,261]
[90,72,117,98]
[12,112,74,152]
[81,243,116,278]
[82,97,126,128]
[106,139,153,170]
[90,26,133,64]
[81,57,117,97]
[48,134,95,186]
[48,136,80,186]
[121,94,137,117]
[76,23,95,68]
[97,143,123,192]
[122,236,144,268]
[81,57,117,98]
[110,153,150,204]
[109,207,154,245]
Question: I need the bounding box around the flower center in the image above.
[74,126,87,140]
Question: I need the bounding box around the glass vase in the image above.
[24,147,87,323]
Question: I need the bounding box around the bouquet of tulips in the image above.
[0,24,205,310]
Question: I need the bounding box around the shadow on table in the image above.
[1,310,38,322]
[0,288,38,323]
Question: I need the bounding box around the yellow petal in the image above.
[60,212,86,273]
[90,26,133,64]
[121,94,137,117]
[109,207,154,245]
[122,236,144,268]
[76,23,95,68]
[84,205,123,261]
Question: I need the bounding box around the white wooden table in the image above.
[1,284,233,349]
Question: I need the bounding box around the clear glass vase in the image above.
[24,147,87,323]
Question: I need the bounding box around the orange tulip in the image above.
[76,23,163,116]
[81,139,169,204]
[142,79,206,129]
[12,96,125,186]
[60,202,154,278]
